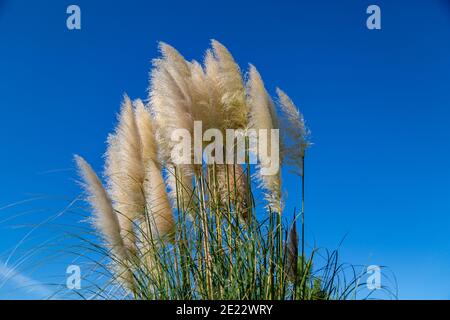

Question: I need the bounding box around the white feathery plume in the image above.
[201,46,251,217]
[143,161,175,241]
[247,65,283,213]
[105,95,145,253]
[74,155,135,290]
[149,42,195,209]
[133,98,175,241]
[207,40,248,130]
[160,42,191,81]
[203,49,227,133]
[149,41,250,213]
[247,65,279,135]
[149,42,194,158]
[276,88,309,176]
[134,99,158,166]
[190,59,223,132]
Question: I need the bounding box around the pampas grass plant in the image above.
[71,40,380,300]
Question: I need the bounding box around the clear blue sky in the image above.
[0,0,449,299]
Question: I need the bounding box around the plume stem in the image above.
[301,153,306,298]
[224,163,234,283]
[197,170,213,299]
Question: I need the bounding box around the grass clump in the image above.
[70,40,393,300]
